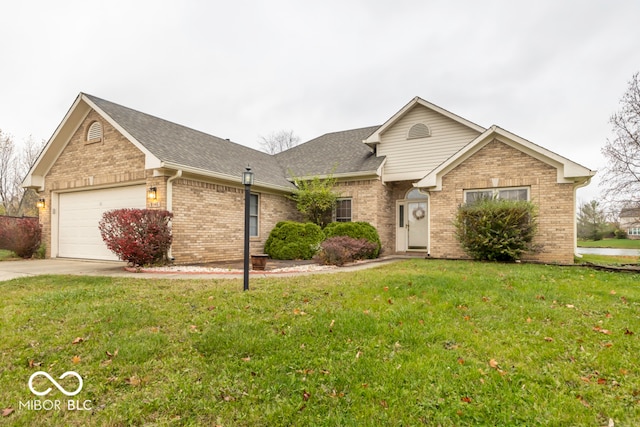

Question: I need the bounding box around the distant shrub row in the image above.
[264,221,381,265]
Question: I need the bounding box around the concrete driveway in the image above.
[0,258,132,282]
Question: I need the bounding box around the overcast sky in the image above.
[1,0,638,202]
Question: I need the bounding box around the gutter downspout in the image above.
[166,170,182,260]
[573,177,593,259]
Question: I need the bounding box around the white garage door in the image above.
[58,185,146,260]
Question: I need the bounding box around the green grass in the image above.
[578,238,640,249]
[1,260,639,426]
[0,249,18,261]
[577,254,639,266]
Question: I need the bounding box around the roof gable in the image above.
[415,125,595,190]
[24,93,295,191]
[363,96,485,146]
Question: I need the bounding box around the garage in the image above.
[57,185,146,260]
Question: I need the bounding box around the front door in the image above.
[407,201,428,250]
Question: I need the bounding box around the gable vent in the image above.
[87,121,103,142]
[407,123,431,140]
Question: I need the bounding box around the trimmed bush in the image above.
[0,216,41,258]
[316,236,379,266]
[99,209,173,266]
[454,198,538,262]
[264,221,324,260]
[323,221,381,258]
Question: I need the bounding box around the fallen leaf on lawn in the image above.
[383,286,389,291]
[419,319,424,325]
[482,296,490,302]
[207,306,216,311]
[363,310,370,315]
[489,359,499,369]
[241,356,251,362]
[72,355,81,364]
[566,304,575,309]
[72,337,84,345]
[321,369,330,375]
[329,319,335,330]
[106,349,119,359]
[100,359,112,367]
[457,357,465,365]
[544,337,554,342]
[150,327,159,333]
[28,359,42,368]
[356,350,363,359]
[125,377,141,386]
[387,298,393,305]
[461,396,472,403]
[576,395,590,407]
[598,378,607,385]
[2,408,14,417]
[580,377,590,383]
[302,390,311,401]
[601,342,613,348]
[380,400,388,408]
[303,298,309,303]
[625,328,634,335]
[620,296,628,305]
[536,295,545,300]
[526,317,532,323]
[619,369,628,375]
[463,315,471,321]
[593,326,612,335]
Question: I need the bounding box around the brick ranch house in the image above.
[23,93,595,264]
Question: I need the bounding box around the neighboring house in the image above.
[23,94,595,264]
[619,207,640,239]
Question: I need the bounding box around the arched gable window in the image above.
[407,123,431,140]
[406,188,428,199]
[87,121,103,143]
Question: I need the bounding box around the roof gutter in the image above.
[160,162,296,192]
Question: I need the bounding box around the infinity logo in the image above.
[28,371,83,397]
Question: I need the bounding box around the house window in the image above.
[407,123,431,139]
[335,198,352,222]
[86,121,103,143]
[250,193,259,237]
[629,227,640,236]
[464,187,529,204]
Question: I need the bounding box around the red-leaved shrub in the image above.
[316,236,379,266]
[99,209,173,266]
[0,216,41,258]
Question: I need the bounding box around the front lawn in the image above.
[1,260,639,426]
[0,249,18,261]
[578,238,640,249]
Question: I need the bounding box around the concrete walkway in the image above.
[0,257,405,282]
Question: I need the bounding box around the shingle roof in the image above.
[84,94,295,189]
[275,126,384,178]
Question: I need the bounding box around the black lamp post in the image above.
[242,167,254,291]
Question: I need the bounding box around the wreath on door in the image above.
[412,206,426,220]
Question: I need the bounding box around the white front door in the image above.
[407,201,428,250]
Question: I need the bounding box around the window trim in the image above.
[249,193,259,237]
[464,186,530,204]
[334,198,352,222]
[629,227,640,236]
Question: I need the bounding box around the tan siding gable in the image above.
[378,105,481,181]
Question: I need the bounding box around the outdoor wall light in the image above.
[36,198,45,209]
[147,187,157,201]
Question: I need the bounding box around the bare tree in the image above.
[601,72,640,208]
[0,129,16,214]
[0,131,45,216]
[259,130,300,154]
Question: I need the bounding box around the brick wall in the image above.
[429,139,577,264]
[42,111,148,257]
[170,178,299,263]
